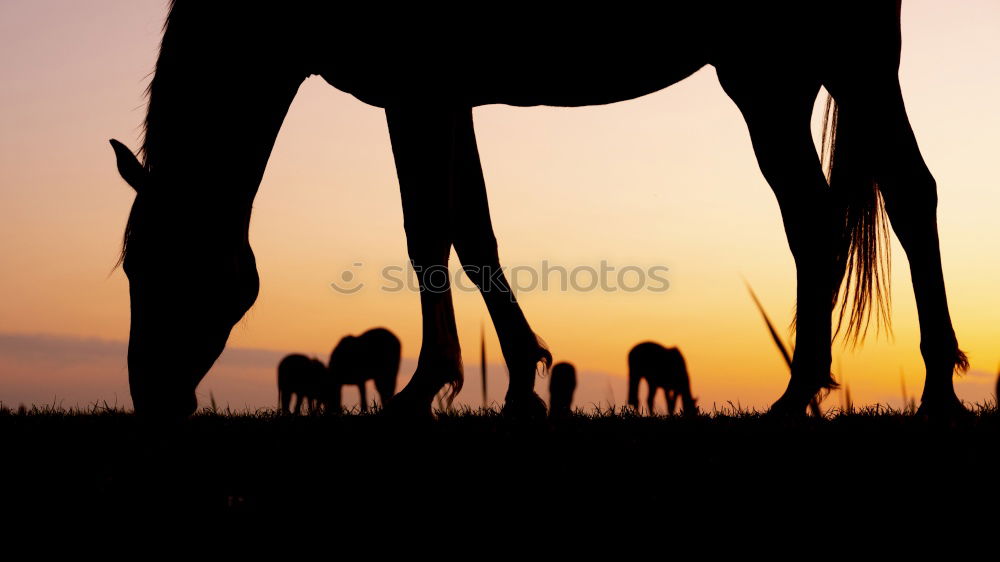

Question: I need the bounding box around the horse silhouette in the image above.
[325,328,401,413]
[628,342,697,416]
[277,354,326,415]
[548,362,577,417]
[112,1,968,419]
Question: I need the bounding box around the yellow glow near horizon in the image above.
[1,1,998,410]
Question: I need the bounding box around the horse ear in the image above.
[110,139,147,192]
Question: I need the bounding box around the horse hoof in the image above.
[133,391,198,422]
[502,392,548,421]
[916,395,970,421]
[381,390,434,421]
[766,394,811,418]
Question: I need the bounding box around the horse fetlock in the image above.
[790,349,835,388]
[410,351,463,397]
[774,366,831,416]
[503,337,551,395]
[769,383,820,417]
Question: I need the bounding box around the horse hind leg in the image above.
[718,68,839,414]
[647,385,658,415]
[450,108,549,419]
[667,390,679,416]
[826,77,967,417]
[279,387,291,415]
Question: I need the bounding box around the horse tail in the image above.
[821,95,893,346]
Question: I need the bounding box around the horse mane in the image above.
[118,0,189,267]
[139,0,180,171]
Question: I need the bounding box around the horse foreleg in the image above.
[720,71,837,415]
[358,382,368,413]
[279,388,291,415]
[450,109,549,418]
[627,373,642,411]
[374,376,395,409]
[383,105,464,418]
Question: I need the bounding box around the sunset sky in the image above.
[1,1,998,412]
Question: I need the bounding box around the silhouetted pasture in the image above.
[4,405,999,519]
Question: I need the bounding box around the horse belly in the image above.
[478,53,708,107]
[315,10,709,108]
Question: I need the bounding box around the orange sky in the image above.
[1,1,998,411]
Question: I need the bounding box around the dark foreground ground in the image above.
[4,404,999,528]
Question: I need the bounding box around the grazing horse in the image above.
[326,328,401,413]
[277,354,326,415]
[628,343,697,416]
[548,362,577,417]
[112,1,967,419]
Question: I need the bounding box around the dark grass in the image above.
[3,402,999,520]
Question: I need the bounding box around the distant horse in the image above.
[277,354,326,415]
[549,362,577,417]
[113,1,967,419]
[326,328,401,413]
[628,343,697,416]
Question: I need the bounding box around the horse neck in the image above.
[142,1,307,232]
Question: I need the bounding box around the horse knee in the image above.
[454,237,501,286]
[454,228,498,260]
[403,222,452,270]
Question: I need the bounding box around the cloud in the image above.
[0,332,627,412]
[963,367,998,381]
[0,332,126,364]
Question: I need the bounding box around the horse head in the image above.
[112,139,260,419]
[328,335,361,383]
